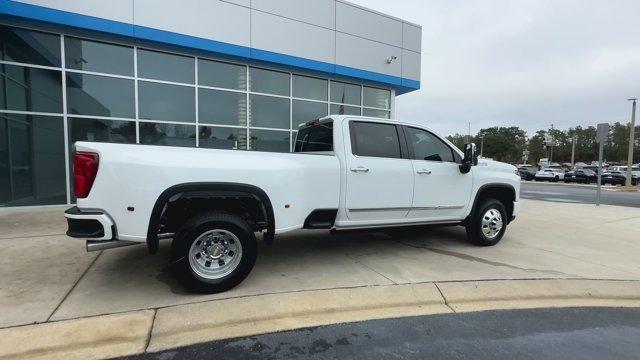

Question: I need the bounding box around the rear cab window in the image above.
[294,120,333,153]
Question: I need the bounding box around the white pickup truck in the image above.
[65,115,520,293]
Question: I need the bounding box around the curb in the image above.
[1,279,639,359]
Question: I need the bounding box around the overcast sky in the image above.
[349,0,640,137]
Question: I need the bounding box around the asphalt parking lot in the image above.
[521,181,640,207]
[133,307,640,360]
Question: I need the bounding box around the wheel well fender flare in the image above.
[465,183,516,225]
[146,182,275,254]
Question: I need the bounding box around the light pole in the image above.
[570,135,576,166]
[549,124,554,163]
[626,98,637,186]
[479,135,484,157]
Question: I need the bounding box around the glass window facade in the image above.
[0,24,393,206]
[199,126,247,150]
[249,67,289,96]
[198,59,246,90]
[138,81,195,122]
[66,73,135,118]
[1,64,62,113]
[0,25,61,67]
[65,37,134,76]
[293,100,327,128]
[0,113,66,206]
[137,49,194,84]
[198,88,246,126]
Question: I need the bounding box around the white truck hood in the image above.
[477,158,517,173]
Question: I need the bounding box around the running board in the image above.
[86,240,139,252]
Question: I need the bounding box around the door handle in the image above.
[350,166,370,173]
[417,169,432,175]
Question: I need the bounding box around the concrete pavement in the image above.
[1,199,640,358]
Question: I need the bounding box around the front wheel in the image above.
[466,199,508,246]
[171,212,257,293]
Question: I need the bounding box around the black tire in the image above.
[171,212,257,294]
[553,176,559,182]
[465,198,508,247]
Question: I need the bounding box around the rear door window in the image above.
[350,121,402,159]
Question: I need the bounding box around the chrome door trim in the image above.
[347,205,464,212]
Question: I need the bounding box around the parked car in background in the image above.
[518,165,537,180]
[612,166,640,178]
[535,168,564,182]
[579,165,601,175]
[601,170,639,186]
[538,158,550,168]
[564,169,596,184]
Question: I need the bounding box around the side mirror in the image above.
[459,143,477,173]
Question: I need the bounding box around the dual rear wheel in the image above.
[171,213,257,294]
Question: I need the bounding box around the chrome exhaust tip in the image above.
[86,239,138,252]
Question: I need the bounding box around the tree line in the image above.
[446,123,640,165]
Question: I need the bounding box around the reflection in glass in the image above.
[198,88,246,126]
[137,49,194,84]
[66,73,134,118]
[198,59,246,90]
[0,25,61,67]
[292,100,327,128]
[249,67,289,96]
[330,81,360,105]
[0,113,66,206]
[363,87,391,109]
[65,37,134,76]
[249,129,290,153]
[69,118,136,144]
[293,75,327,101]
[199,126,247,150]
[249,95,289,129]
[363,108,390,119]
[330,104,360,116]
[1,64,62,113]
[138,81,195,122]
[139,122,196,147]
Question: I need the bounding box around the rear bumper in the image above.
[64,206,115,240]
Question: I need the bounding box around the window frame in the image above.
[348,120,408,160]
[401,125,459,164]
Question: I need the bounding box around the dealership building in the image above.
[0,0,422,207]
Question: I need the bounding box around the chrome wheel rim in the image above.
[481,208,503,239]
[188,229,242,280]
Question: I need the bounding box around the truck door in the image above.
[402,126,473,220]
[343,120,413,221]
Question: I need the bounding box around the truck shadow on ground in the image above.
[142,225,472,295]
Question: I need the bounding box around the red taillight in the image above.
[74,152,99,198]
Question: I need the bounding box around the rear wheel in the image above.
[466,199,507,246]
[171,212,257,293]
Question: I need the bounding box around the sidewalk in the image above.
[1,199,639,358]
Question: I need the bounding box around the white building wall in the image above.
[10,0,422,83]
